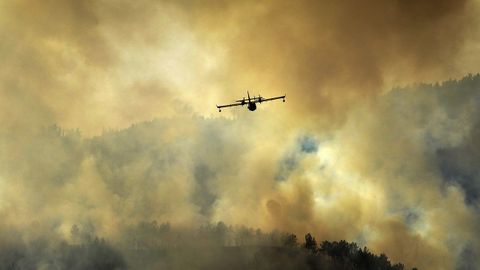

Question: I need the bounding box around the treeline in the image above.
[105,221,417,270]
[0,214,418,269]
[0,236,126,270]
[391,73,480,92]
[119,221,288,250]
[284,233,417,270]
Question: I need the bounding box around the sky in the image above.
[1,0,480,269]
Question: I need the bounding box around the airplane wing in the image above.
[216,102,243,111]
[256,95,286,102]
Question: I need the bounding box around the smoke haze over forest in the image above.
[1,1,480,269]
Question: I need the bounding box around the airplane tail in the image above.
[247,91,251,102]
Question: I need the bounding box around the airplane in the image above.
[216,91,286,112]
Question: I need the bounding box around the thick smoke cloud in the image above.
[1,0,480,269]
[2,76,480,269]
[1,0,477,134]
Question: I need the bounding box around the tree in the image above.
[304,233,317,253]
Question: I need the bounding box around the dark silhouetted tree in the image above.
[304,233,317,253]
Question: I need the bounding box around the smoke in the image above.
[187,0,477,127]
[1,0,477,133]
[0,225,126,270]
[1,0,480,269]
[2,76,480,268]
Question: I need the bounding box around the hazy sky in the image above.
[1,1,480,269]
